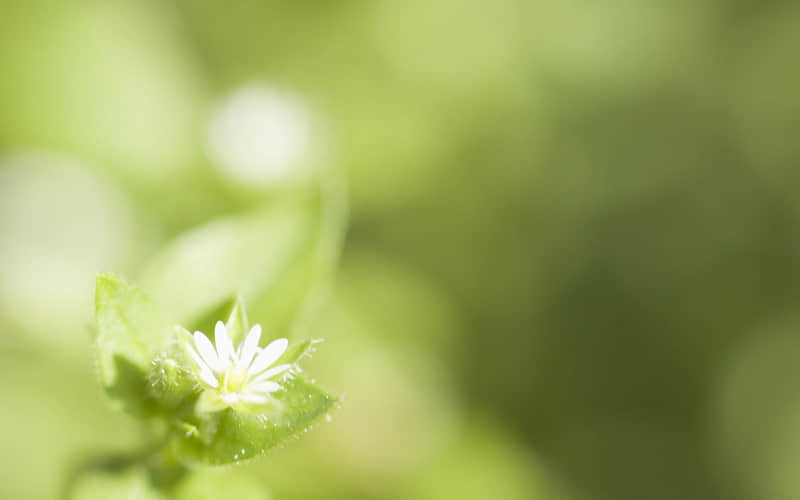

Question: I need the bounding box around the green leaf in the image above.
[139,196,316,326]
[172,468,272,500]
[68,465,163,500]
[248,179,346,337]
[68,464,271,500]
[139,183,345,340]
[94,273,171,414]
[104,356,159,417]
[171,375,337,466]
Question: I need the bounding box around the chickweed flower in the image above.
[185,320,291,411]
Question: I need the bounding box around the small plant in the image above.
[67,186,344,499]
[69,275,335,498]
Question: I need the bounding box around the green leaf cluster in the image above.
[80,187,342,497]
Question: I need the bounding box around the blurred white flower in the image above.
[208,86,312,185]
[186,320,291,411]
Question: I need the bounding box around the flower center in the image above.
[224,364,249,394]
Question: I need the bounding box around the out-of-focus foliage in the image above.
[0,0,799,499]
[68,464,272,500]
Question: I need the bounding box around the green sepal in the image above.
[171,375,337,466]
[146,336,198,412]
[186,294,249,346]
[224,296,249,345]
[275,338,319,366]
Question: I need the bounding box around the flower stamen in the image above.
[184,320,289,411]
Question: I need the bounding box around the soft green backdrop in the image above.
[0,1,799,499]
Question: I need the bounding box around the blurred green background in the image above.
[1,0,800,499]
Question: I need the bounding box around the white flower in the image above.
[185,320,291,410]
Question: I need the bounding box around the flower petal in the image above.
[249,338,289,375]
[194,331,221,372]
[186,344,206,369]
[198,366,219,388]
[239,324,262,368]
[250,363,291,384]
[250,381,282,394]
[215,320,235,366]
[238,393,268,404]
[187,345,219,387]
[220,393,240,405]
